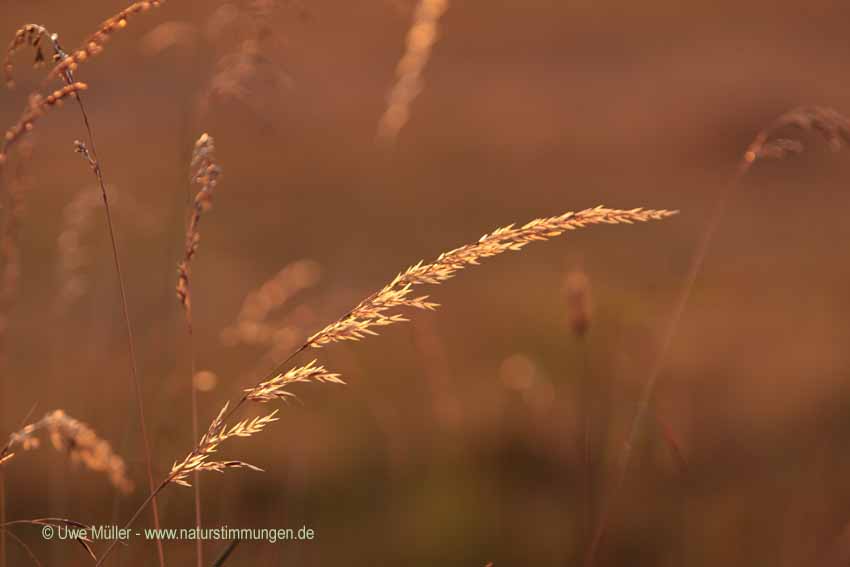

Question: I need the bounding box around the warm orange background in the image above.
[2,0,850,565]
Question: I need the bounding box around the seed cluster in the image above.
[49,1,165,82]
[245,360,344,402]
[169,403,276,487]
[2,410,134,494]
[177,133,222,320]
[4,24,55,87]
[0,82,88,162]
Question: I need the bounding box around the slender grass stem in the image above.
[584,161,753,566]
[71,94,166,567]
[186,309,203,567]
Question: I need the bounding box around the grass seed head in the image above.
[3,410,134,493]
[177,133,222,317]
[745,106,850,163]
[48,1,165,82]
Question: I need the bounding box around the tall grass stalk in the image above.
[584,106,850,566]
[177,133,222,567]
[73,118,165,567]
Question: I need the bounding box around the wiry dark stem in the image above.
[210,538,240,566]
[97,475,173,566]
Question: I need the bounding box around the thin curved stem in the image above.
[72,94,165,567]
[97,476,173,565]
[584,160,753,566]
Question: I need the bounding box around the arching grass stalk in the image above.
[96,206,676,565]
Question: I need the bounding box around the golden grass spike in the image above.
[190,206,674,485]
[2,410,133,494]
[308,206,676,348]
[168,407,278,487]
[377,0,449,143]
[176,133,222,320]
[245,360,344,402]
[175,132,221,567]
[47,0,165,82]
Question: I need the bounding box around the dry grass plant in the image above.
[175,132,222,567]
[2,11,177,565]
[584,106,850,566]
[0,4,700,565]
[0,410,133,494]
[95,205,676,564]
